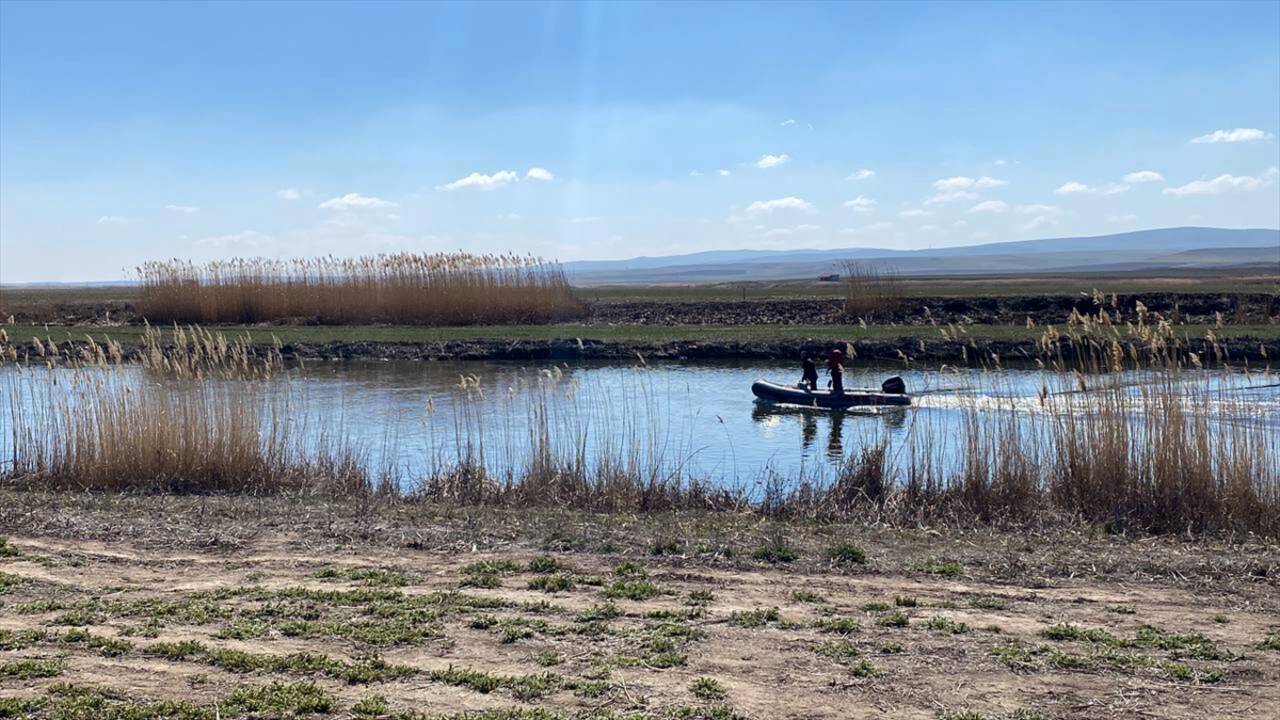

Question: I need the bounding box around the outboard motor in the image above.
[881,376,906,395]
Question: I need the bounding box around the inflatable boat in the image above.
[751,376,911,409]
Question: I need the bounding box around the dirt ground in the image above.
[1,493,1278,719]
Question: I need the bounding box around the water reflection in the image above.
[750,403,909,462]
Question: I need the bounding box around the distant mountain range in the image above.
[563,227,1280,285]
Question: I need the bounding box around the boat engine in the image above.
[881,376,906,395]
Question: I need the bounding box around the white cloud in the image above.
[746,196,814,214]
[1054,181,1129,195]
[438,170,519,191]
[96,215,126,225]
[933,175,1007,191]
[1123,170,1164,183]
[689,170,702,177]
[1265,167,1279,179]
[194,230,274,249]
[525,167,554,182]
[919,224,941,232]
[1108,214,1138,223]
[795,224,821,231]
[994,159,1008,166]
[318,193,399,210]
[1055,181,1092,195]
[1014,203,1060,215]
[164,204,198,213]
[765,227,793,237]
[1020,214,1058,232]
[842,195,877,212]
[967,200,1009,213]
[497,212,522,221]
[717,169,731,177]
[866,221,892,231]
[1190,128,1272,144]
[780,119,797,127]
[275,188,302,200]
[952,220,968,228]
[570,216,601,224]
[846,168,875,181]
[754,153,790,169]
[899,208,932,218]
[1162,174,1266,196]
[925,190,978,205]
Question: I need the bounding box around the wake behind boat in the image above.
[752,376,911,409]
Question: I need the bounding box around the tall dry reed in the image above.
[136,252,583,325]
[841,260,905,320]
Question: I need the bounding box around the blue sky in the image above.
[1,1,1277,282]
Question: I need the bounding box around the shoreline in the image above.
[8,330,1277,364]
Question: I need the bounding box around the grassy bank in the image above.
[8,322,1280,346]
[0,498,1277,720]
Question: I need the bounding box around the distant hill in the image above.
[564,227,1279,284]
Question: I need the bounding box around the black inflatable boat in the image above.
[751,376,911,409]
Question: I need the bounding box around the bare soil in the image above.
[1,493,1277,719]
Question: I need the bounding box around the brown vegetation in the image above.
[135,253,584,325]
[841,260,905,319]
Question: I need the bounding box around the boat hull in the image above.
[751,380,911,408]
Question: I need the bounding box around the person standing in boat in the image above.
[799,352,819,391]
[827,346,845,394]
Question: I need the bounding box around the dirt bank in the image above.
[5,292,1276,328]
[0,493,1276,720]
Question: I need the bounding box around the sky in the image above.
[1,0,1278,283]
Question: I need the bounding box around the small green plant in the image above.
[729,607,780,628]
[651,539,683,556]
[689,676,727,700]
[614,561,647,577]
[847,659,878,678]
[527,556,561,573]
[531,650,563,667]
[791,589,825,603]
[0,658,64,679]
[686,589,715,606]
[752,544,799,564]
[1212,614,1229,624]
[861,601,891,612]
[893,595,919,607]
[926,616,971,634]
[826,543,867,565]
[1258,633,1280,651]
[877,611,910,628]
[527,574,575,593]
[969,596,1007,610]
[1105,603,1137,614]
[814,617,861,634]
[603,579,662,601]
[909,559,962,576]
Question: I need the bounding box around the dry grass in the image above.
[2,328,368,494]
[841,261,904,319]
[135,253,584,325]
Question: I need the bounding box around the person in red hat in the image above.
[827,346,845,394]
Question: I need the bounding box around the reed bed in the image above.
[841,260,905,320]
[136,253,584,325]
[1,329,369,494]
